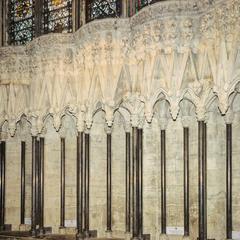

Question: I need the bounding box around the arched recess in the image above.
[60,113,77,226]
[43,115,61,232]
[89,109,107,236]
[205,98,226,240]
[4,116,32,230]
[231,93,240,234]
[110,110,126,236]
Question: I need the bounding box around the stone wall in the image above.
[2,94,240,240]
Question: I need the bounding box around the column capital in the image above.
[59,128,66,138]
[124,122,131,133]
[105,125,113,134]
[84,128,91,135]
[181,116,192,128]
[131,114,139,128]
[158,118,168,130]
[196,105,207,122]
[224,109,234,124]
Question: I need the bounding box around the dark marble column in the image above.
[0,1,6,46]
[183,127,189,236]
[76,132,84,239]
[39,137,45,236]
[160,130,166,235]
[36,139,40,227]
[226,123,232,239]
[125,131,131,233]
[198,121,207,240]
[138,128,143,239]
[84,133,90,237]
[21,141,26,225]
[60,137,66,229]
[0,141,6,231]
[31,136,37,236]
[132,126,139,239]
[106,130,112,233]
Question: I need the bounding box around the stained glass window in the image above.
[43,0,73,34]
[86,0,122,23]
[8,0,35,45]
[135,0,164,14]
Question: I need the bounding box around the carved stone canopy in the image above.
[0,0,240,135]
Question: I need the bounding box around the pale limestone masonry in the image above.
[1,0,240,240]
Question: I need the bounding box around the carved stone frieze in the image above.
[0,0,240,134]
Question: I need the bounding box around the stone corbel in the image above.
[30,116,44,136]
[53,112,63,132]
[104,125,112,135]
[144,101,154,124]
[8,119,17,137]
[168,97,180,121]
[103,103,114,127]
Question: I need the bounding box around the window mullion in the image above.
[35,0,43,37]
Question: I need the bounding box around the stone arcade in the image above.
[0,0,240,240]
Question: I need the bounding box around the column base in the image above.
[105,230,112,238]
[30,228,38,237]
[59,226,66,234]
[142,234,151,240]
[76,232,85,240]
[0,224,12,232]
[125,232,132,240]
[159,233,168,240]
[19,224,31,231]
[84,229,97,238]
[59,227,77,234]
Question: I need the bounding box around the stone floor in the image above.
[0,232,123,240]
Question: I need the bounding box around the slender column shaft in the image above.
[75,0,81,30]
[138,129,143,238]
[21,141,26,225]
[198,121,207,240]
[106,133,112,232]
[35,0,43,37]
[132,127,139,238]
[125,132,131,233]
[39,138,45,234]
[60,138,65,228]
[31,137,37,236]
[0,1,6,46]
[84,133,90,236]
[36,140,40,226]
[76,132,84,237]
[0,142,6,230]
[0,142,2,229]
[226,124,232,239]
[161,130,166,234]
[183,128,189,236]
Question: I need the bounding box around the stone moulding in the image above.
[0,0,240,135]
